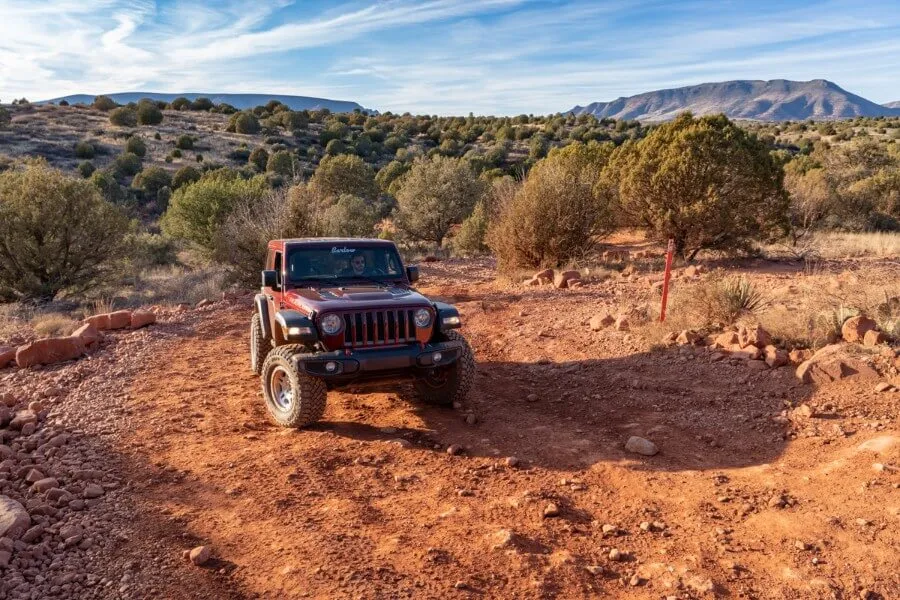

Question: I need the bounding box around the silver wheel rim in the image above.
[270,366,294,412]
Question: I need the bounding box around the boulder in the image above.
[189,545,211,565]
[130,311,156,329]
[553,270,581,289]
[841,315,876,343]
[729,344,761,360]
[83,313,111,331]
[0,346,15,368]
[789,348,813,365]
[533,268,554,282]
[15,336,85,368]
[713,331,739,349]
[796,344,880,385]
[72,323,101,349]
[602,250,630,262]
[589,314,615,331]
[0,496,30,540]
[524,277,541,287]
[625,436,658,456]
[764,345,789,368]
[738,325,772,349]
[863,329,887,347]
[676,330,700,346]
[614,316,630,331]
[108,310,132,330]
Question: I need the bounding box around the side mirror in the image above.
[406,265,419,283]
[262,270,278,289]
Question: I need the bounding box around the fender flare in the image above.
[255,294,272,340]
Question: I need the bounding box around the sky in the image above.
[2,0,900,115]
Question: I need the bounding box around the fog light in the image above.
[325,361,338,373]
[432,352,443,363]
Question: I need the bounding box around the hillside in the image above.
[885,101,900,109]
[40,92,370,114]
[570,79,900,122]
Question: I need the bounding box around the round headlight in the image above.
[414,308,432,328]
[320,314,343,335]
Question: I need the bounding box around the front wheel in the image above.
[413,331,476,407]
[261,345,327,428]
[250,312,270,375]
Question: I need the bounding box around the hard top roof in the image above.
[276,237,396,245]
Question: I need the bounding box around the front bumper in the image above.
[288,339,463,386]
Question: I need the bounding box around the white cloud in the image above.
[0,0,898,112]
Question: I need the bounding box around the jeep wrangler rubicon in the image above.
[250,238,475,427]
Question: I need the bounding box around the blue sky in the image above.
[2,0,900,115]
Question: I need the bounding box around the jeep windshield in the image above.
[286,245,405,284]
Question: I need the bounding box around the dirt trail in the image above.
[111,261,898,599]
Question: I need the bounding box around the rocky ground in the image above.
[0,258,898,599]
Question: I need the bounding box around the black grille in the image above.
[341,309,419,347]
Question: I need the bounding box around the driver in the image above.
[341,253,367,276]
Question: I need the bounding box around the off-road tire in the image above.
[260,345,327,428]
[414,330,476,407]
[250,312,270,376]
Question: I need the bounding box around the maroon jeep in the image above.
[250,238,475,427]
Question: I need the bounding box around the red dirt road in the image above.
[116,261,899,599]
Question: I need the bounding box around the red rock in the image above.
[589,314,615,331]
[72,323,101,349]
[739,325,772,349]
[614,316,630,331]
[729,344,761,360]
[841,315,876,343]
[862,329,887,347]
[130,311,156,329]
[713,332,739,348]
[553,270,581,289]
[789,348,813,365]
[764,345,789,368]
[108,310,132,330]
[676,330,700,345]
[189,545,211,565]
[84,314,111,331]
[16,336,86,368]
[524,277,541,287]
[796,344,880,385]
[0,346,15,368]
[9,410,37,430]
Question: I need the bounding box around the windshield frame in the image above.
[284,241,408,286]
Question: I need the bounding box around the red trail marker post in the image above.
[659,238,675,322]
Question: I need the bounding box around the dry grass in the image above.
[764,231,900,260]
[119,265,228,306]
[30,312,79,337]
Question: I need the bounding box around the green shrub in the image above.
[175,135,194,150]
[684,274,768,325]
[325,139,346,155]
[92,95,118,111]
[113,152,142,177]
[489,142,613,271]
[161,168,268,252]
[124,136,147,157]
[322,194,377,237]
[89,170,126,204]
[136,101,163,125]
[195,153,203,163]
[172,166,201,189]
[452,200,490,256]
[266,150,298,178]
[395,156,487,245]
[77,161,95,178]
[132,166,172,197]
[190,97,214,111]
[129,232,179,268]
[227,112,261,134]
[0,160,128,299]
[109,107,137,127]
[0,107,10,127]
[375,160,409,195]
[249,147,269,172]
[310,154,377,201]
[609,113,789,259]
[170,149,182,159]
[169,97,191,110]
[73,140,95,159]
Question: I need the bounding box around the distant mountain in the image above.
[884,101,900,109]
[39,92,371,113]
[570,79,900,122]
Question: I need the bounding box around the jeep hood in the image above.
[284,285,431,313]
